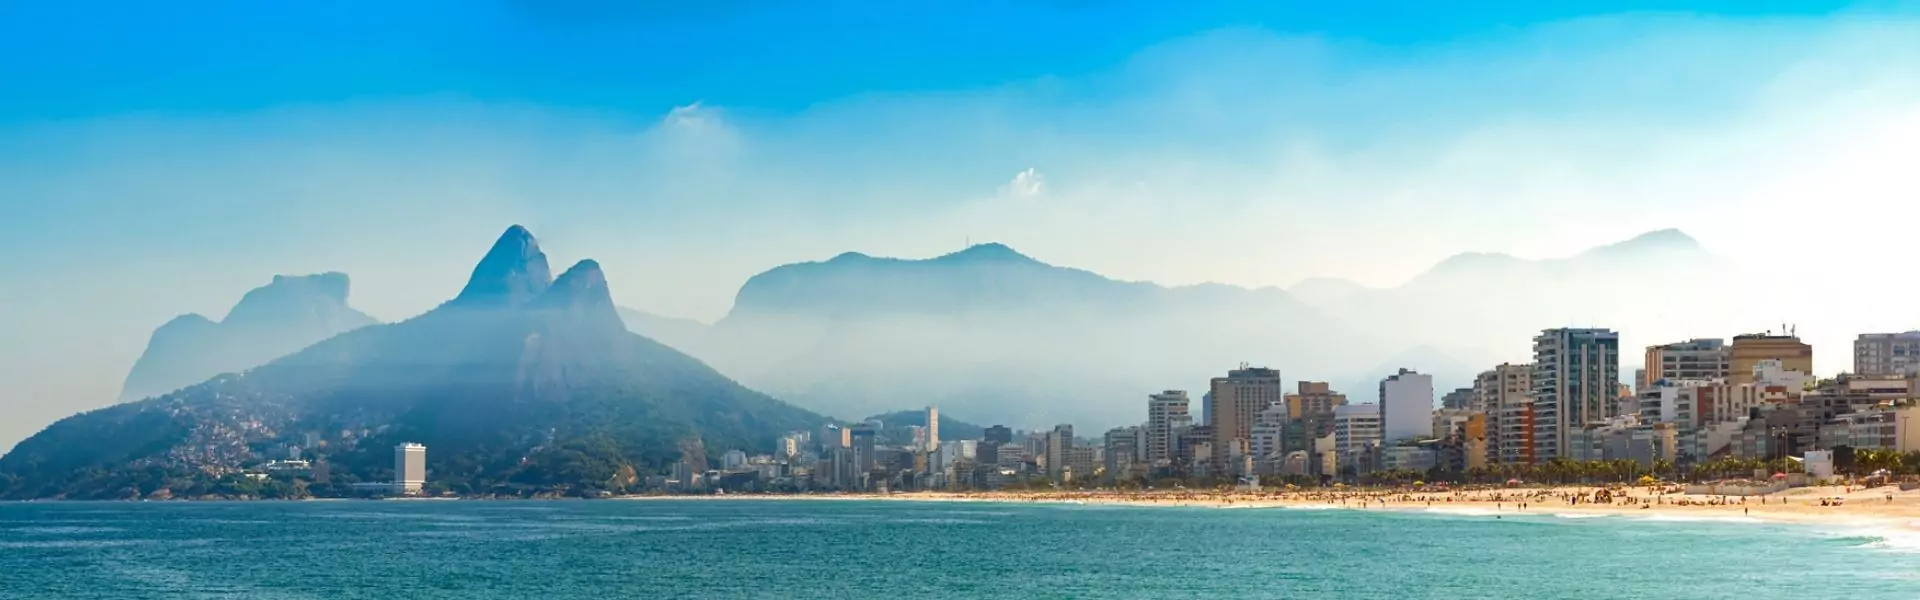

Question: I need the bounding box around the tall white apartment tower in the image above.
[925,406,940,452]
[394,443,426,495]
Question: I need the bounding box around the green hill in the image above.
[0,226,825,500]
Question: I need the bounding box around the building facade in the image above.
[1728,333,1811,386]
[1146,390,1190,466]
[394,443,426,495]
[1333,403,1382,475]
[1378,368,1434,443]
[1532,328,1621,462]
[1209,367,1282,473]
[1476,363,1532,465]
[1644,338,1729,384]
[1855,332,1920,377]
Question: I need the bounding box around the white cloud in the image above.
[1003,167,1044,199]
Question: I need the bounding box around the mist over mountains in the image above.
[95,227,1736,451]
[118,273,378,403]
[611,229,1724,433]
[1,227,821,499]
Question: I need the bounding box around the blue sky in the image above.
[6,0,1920,449]
[0,0,1874,120]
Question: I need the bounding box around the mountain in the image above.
[1286,277,1371,307]
[118,272,379,402]
[1294,228,1742,367]
[687,229,1729,433]
[699,243,1399,432]
[864,410,987,443]
[1341,345,1493,406]
[616,307,709,353]
[0,226,824,500]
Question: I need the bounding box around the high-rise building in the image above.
[1146,390,1191,465]
[1333,404,1381,474]
[1440,387,1475,410]
[393,443,426,495]
[1103,426,1139,481]
[1285,381,1346,419]
[821,423,850,451]
[1475,363,1532,465]
[925,406,940,452]
[1209,367,1282,472]
[723,449,748,471]
[1644,338,1729,384]
[1378,369,1433,443]
[1532,328,1620,462]
[1855,332,1920,376]
[1045,424,1074,481]
[983,425,1013,446]
[1729,333,1811,386]
[850,425,878,476]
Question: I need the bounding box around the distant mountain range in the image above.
[118,273,378,403]
[0,226,822,500]
[681,229,1730,432]
[38,226,1730,494]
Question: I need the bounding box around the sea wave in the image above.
[1636,514,1764,524]
[1552,513,1610,520]
[1422,507,1500,517]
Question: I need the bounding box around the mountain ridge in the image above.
[3,226,823,500]
[118,272,379,403]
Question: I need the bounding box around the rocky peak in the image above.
[452,225,553,308]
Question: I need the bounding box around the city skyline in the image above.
[12,3,1920,457]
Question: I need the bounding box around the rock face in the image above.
[450,224,551,308]
[118,272,379,403]
[2,226,823,500]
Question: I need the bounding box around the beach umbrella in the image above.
[1771,472,1787,480]
[1506,479,1522,486]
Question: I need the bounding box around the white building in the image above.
[393,443,426,495]
[1334,403,1382,473]
[1146,390,1190,465]
[925,406,940,452]
[1250,402,1290,459]
[1378,368,1433,443]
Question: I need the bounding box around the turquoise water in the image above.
[2,500,1916,599]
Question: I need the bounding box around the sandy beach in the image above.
[624,483,1920,533]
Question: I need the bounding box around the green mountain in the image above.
[863,410,987,443]
[0,226,824,500]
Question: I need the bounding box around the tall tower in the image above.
[925,406,940,452]
[1209,366,1282,474]
[1531,328,1619,462]
[393,443,426,495]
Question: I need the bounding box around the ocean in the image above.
[1,499,1915,599]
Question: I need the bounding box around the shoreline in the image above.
[610,484,1920,532]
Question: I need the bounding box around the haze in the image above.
[6,1,1920,450]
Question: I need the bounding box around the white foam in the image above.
[1552,513,1610,519]
[1279,504,1342,511]
[1423,507,1499,517]
[1638,514,1764,524]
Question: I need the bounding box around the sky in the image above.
[6,0,1920,449]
